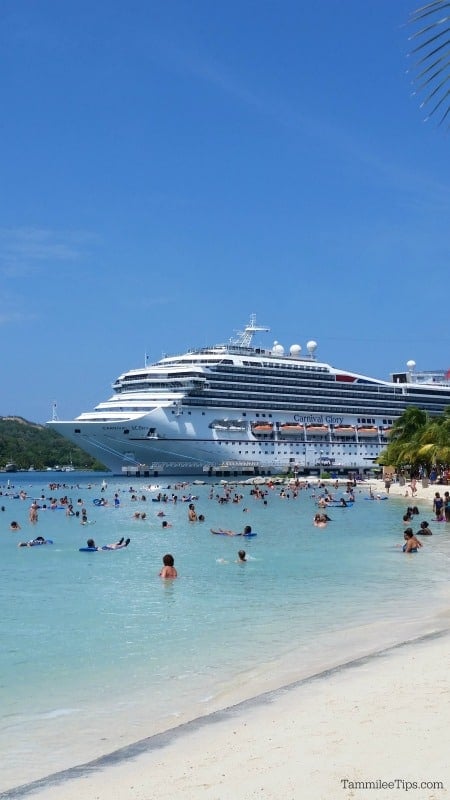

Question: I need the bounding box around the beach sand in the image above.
[365,477,446,506]
[6,630,450,800]
[4,477,449,800]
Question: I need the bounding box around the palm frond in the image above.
[408,1,450,128]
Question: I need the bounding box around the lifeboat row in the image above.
[251,423,386,437]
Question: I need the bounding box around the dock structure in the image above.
[121,460,264,478]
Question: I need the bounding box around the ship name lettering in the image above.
[293,414,324,424]
[292,414,344,425]
[102,425,148,431]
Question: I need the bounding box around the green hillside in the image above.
[0,417,106,471]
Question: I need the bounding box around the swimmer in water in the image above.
[106,538,131,549]
[313,513,330,528]
[237,550,247,562]
[18,536,46,547]
[86,538,98,549]
[417,520,432,536]
[211,525,254,537]
[402,528,423,553]
[160,553,178,579]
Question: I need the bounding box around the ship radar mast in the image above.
[52,401,58,421]
[231,314,270,347]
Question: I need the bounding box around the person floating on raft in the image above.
[18,536,53,547]
[105,537,131,550]
[210,525,256,537]
[81,537,131,551]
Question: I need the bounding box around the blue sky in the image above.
[1,0,449,423]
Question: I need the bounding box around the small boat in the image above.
[357,426,379,436]
[333,425,356,436]
[5,462,17,473]
[210,419,247,432]
[305,425,329,435]
[251,422,274,434]
[279,423,304,436]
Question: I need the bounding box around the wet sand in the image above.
[4,629,449,800]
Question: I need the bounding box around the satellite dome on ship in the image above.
[306,340,317,358]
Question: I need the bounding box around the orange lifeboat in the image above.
[251,422,274,435]
[357,426,379,436]
[333,425,356,436]
[305,424,329,435]
[279,423,304,436]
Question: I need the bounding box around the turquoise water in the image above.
[1,472,450,792]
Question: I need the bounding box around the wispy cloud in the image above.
[151,37,450,212]
[151,37,266,114]
[136,296,174,308]
[0,227,98,277]
[0,284,39,327]
[0,310,35,325]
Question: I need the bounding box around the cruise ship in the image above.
[48,316,450,476]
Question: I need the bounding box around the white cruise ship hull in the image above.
[50,409,390,476]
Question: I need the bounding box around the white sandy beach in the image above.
[11,629,450,800]
[5,477,449,800]
[363,477,447,505]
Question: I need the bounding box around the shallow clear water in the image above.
[1,472,449,791]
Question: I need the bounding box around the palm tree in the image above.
[388,406,429,441]
[408,0,450,128]
[377,406,427,469]
[416,407,450,464]
[378,406,450,472]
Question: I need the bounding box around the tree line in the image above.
[0,417,106,471]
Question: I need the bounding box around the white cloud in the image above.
[0,226,98,277]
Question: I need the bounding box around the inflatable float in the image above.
[210,529,257,537]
